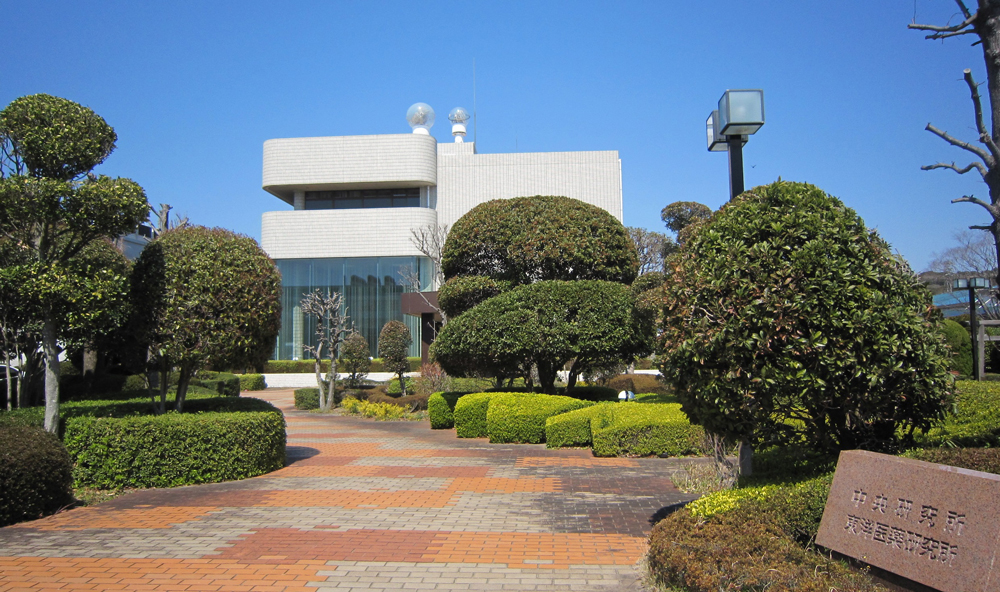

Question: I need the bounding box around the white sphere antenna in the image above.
[448,107,470,143]
[406,103,435,135]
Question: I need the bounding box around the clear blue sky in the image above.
[1,1,990,271]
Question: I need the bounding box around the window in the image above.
[305,188,421,210]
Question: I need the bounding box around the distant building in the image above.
[260,104,623,360]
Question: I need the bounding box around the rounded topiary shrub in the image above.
[660,180,953,454]
[0,426,74,526]
[295,387,320,410]
[238,373,267,391]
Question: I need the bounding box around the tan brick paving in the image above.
[0,388,699,591]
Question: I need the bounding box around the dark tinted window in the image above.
[304,188,421,209]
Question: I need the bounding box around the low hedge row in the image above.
[906,447,1000,474]
[294,388,320,410]
[0,426,74,527]
[264,357,421,374]
[453,392,497,438]
[915,380,1000,447]
[428,392,467,429]
[65,404,286,489]
[545,402,703,457]
[486,394,593,444]
[367,391,430,411]
[341,397,406,420]
[238,374,267,391]
[188,371,241,397]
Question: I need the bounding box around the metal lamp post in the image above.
[954,277,990,380]
[707,89,765,200]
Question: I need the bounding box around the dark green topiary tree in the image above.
[941,318,973,376]
[131,226,282,413]
[341,332,371,388]
[441,195,639,286]
[432,280,654,393]
[378,320,412,396]
[659,181,953,471]
[0,94,149,432]
[437,275,511,318]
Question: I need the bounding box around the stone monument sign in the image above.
[816,450,1000,592]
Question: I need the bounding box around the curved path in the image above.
[0,389,699,591]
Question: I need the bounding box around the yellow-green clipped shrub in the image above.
[687,485,781,518]
[486,393,593,443]
[64,404,286,489]
[428,392,467,429]
[340,397,406,420]
[591,402,704,457]
[453,392,501,438]
[239,374,266,391]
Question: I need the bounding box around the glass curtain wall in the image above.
[274,257,430,360]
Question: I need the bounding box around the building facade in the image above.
[261,115,623,360]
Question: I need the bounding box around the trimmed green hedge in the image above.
[294,387,320,410]
[916,380,1000,447]
[189,371,240,397]
[546,403,613,448]
[453,392,500,438]
[545,401,703,457]
[486,393,593,444]
[64,406,286,489]
[0,426,74,526]
[428,392,467,429]
[905,447,1000,475]
[264,357,421,374]
[592,403,704,457]
[239,373,267,391]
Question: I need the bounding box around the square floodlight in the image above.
[971,277,990,289]
[718,89,765,136]
[953,279,969,290]
[706,111,727,152]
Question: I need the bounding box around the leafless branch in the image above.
[399,265,447,325]
[909,4,978,39]
[926,123,994,165]
[922,161,988,178]
[952,195,996,212]
[970,224,994,230]
[964,69,1000,160]
[410,223,449,289]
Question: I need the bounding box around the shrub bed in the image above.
[592,403,704,457]
[486,393,593,443]
[65,404,286,489]
[453,392,500,438]
[238,374,267,391]
[428,392,469,429]
[367,391,430,411]
[607,373,666,395]
[0,426,74,526]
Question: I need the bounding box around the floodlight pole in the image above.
[727,136,745,200]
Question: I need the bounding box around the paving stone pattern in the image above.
[0,389,700,591]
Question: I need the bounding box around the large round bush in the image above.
[0,426,74,526]
[659,180,952,453]
[441,195,638,286]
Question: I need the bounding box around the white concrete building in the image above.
[261,106,623,360]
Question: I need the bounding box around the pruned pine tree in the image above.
[300,289,351,411]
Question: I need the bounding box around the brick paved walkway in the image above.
[0,389,701,591]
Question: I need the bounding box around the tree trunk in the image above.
[41,317,61,434]
[175,365,193,413]
[82,345,97,376]
[738,440,753,477]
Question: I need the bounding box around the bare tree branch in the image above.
[952,195,997,212]
[971,224,994,230]
[909,4,978,38]
[926,123,994,165]
[964,69,1000,161]
[922,161,988,178]
[409,223,449,289]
